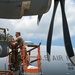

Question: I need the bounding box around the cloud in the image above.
[0,0,75,44]
[65,0,75,35]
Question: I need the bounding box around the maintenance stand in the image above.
[0,28,42,75]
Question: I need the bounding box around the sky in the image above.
[0,0,75,47]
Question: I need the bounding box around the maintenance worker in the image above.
[10,32,25,48]
[9,32,26,71]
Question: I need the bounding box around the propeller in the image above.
[47,0,75,65]
[60,0,75,65]
[47,0,59,61]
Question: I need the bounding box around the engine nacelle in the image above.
[0,0,52,19]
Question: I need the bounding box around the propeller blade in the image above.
[37,14,43,25]
[47,0,59,61]
[60,0,75,65]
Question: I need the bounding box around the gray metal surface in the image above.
[0,0,52,19]
[22,0,52,16]
[0,0,22,19]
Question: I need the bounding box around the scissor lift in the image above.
[21,43,42,75]
[8,43,42,75]
[0,43,42,75]
[0,28,42,75]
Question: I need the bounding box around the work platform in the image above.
[0,42,42,75]
[0,28,42,75]
[21,43,42,75]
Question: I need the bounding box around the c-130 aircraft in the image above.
[0,0,75,67]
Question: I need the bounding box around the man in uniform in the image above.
[9,32,25,71]
[10,32,25,48]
